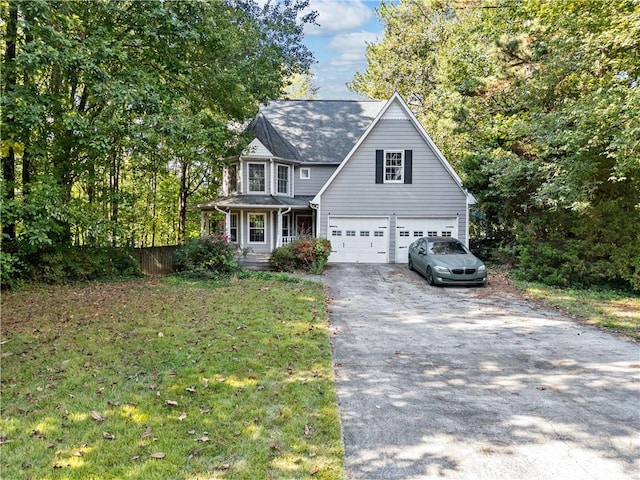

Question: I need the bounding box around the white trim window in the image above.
[248,163,266,193]
[300,167,310,179]
[385,151,403,183]
[229,213,238,242]
[248,213,266,243]
[277,164,289,195]
[282,214,291,237]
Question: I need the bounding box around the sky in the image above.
[301,0,385,99]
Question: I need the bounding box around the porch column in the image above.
[276,209,282,247]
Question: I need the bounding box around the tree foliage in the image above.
[1,0,315,284]
[351,0,640,291]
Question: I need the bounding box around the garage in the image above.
[328,216,389,263]
[395,217,459,264]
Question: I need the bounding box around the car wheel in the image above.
[408,256,414,271]
[425,266,435,286]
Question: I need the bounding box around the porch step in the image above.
[237,253,272,271]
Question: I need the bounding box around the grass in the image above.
[510,277,640,342]
[0,274,345,479]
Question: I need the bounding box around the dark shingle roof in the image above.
[197,195,315,210]
[246,100,385,164]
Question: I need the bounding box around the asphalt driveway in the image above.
[323,264,640,480]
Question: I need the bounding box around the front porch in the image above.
[198,195,316,255]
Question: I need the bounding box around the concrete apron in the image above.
[323,264,640,480]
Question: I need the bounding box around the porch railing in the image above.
[281,236,297,246]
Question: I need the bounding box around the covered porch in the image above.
[197,195,316,254]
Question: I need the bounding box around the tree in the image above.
[0,0,316,283]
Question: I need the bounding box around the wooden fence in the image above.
[132,245,178,276]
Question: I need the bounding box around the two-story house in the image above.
[197,93,475,264]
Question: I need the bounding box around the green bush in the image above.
[512,206,640,292]
[0,244,141,287]
[23,246,141,284]
[270,238,331,274]
[268,243,297,272]
[0,250,24,290]
[174,234,239,279]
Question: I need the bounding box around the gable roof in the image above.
[245,99,386,164]
[312,92,467,203]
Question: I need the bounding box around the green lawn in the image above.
[511,279,640,342]
[0,275,345,479]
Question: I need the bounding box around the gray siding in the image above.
[294,165,337,196]
[319,118,468,262]
[237,210,275,254]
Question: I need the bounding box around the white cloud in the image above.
[305,0,373,36]
[327,31,379,71]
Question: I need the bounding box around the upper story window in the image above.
[248,163,266,193]
[385,151,403,183]
[227,163,238,194]
[375,149,412,184]
[300,168,310,180]
[277,164,289,195]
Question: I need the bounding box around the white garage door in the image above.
[328,216,389,263]
[395,217,459,264]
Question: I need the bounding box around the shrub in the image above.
[268,243,297,272]
[270,238,331,274]
[28,246,141,283]
[175,234,239,279]
[0,250,24,290]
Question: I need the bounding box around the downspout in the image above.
[310,202,319,238]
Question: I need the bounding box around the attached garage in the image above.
[328,216,389,263]
[395,217,459,264]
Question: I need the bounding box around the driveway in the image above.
[323,264,640,480]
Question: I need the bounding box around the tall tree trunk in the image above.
[111,150,120,247]
[178,159,188,245]
[2,1,18,242]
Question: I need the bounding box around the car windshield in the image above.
[429,241,468,255]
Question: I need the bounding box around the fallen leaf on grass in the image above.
[165,400,178,407]
[102,431,115,440]
[150,452,166,459]
[91,411,105,422]
[186,386,196,393]
[141,426,153,439]
[179,411,187,421]
[219,463,230,470]
[310,466,319,475]
[74,450,84,457]
[196,436,210,442]
[304,424,313,438]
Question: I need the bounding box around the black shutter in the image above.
[404,149,413,184]
[375,150,384,184]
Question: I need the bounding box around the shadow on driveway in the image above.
[323,264,640,480]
